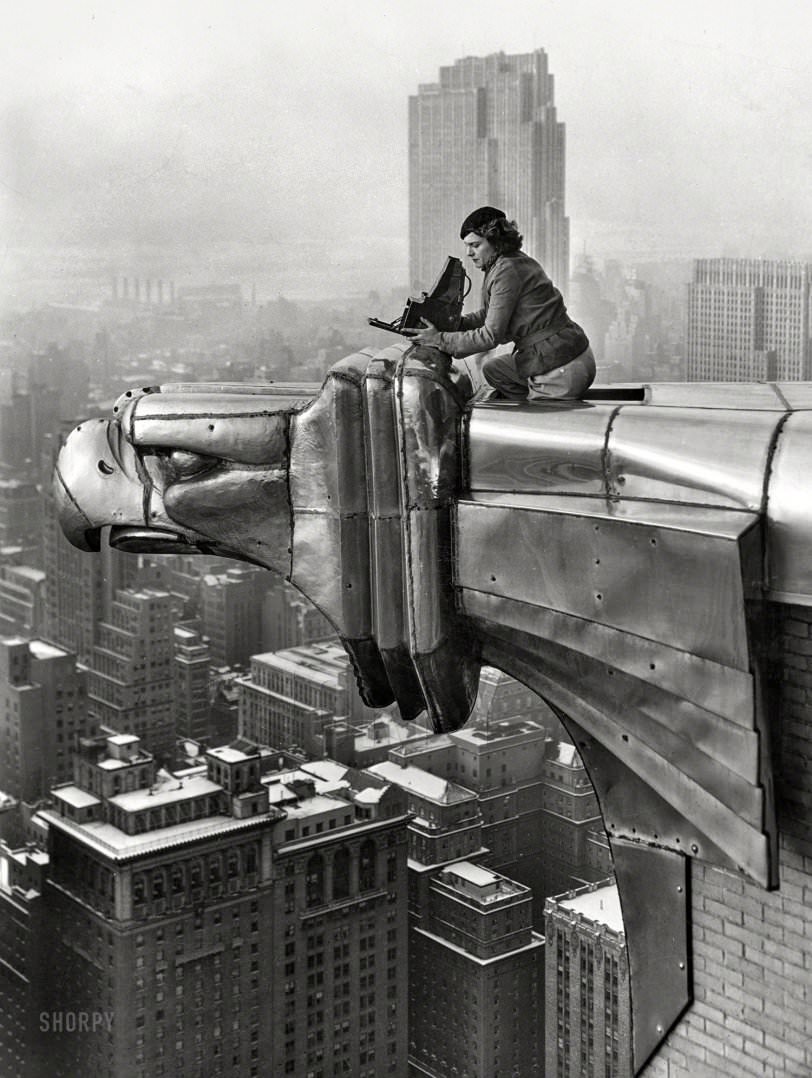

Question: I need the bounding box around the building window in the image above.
[333,847,350,901]
[306,853,325,908]
[359,839,376,891]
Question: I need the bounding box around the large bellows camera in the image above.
[368,257,470,336]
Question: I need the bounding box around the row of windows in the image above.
[305,841,378,907]
[132,846,258,904]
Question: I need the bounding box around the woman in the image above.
[405,206,595,401]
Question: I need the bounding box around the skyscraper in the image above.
[238,640,380,758]
[0,840,48,1078]
[173,625,213,744]
[409,49,569,293]
[686,258,812,381]
[0,637,90,804]
[409,862,545,1078]
[199,566,273,668]
[42,486,138,664]
[87,587,176,763]
[544,880,631,1078]
[38,734,410,1077]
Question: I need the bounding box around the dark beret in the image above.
[459,206,507,238]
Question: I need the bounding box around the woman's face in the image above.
[463,231,498,271]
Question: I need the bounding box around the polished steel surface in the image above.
[457,495,761,670]
[765,411,812,602]
[608,407,781,509]
[55,355,812,1074]
[394,352,481,731]
[609,839,690,1074]
[466,404,611,494]
[480,633,773,887]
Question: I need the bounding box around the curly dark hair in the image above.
[473,216,523,255]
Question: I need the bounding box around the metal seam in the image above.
[601,404,624,503]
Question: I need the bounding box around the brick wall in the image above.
[643,604,812,1077]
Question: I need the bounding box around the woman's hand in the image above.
[403,319,443,348]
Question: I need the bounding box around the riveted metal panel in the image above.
[364,352,407,650]
[290,359,369,515]
[608,407,783,509]
[164,467,295,574]
[288,355,373,639]
[477,616,766,827]
[480,634,773,887]
[362,350,428,718]
[55,417,151,538]
[123,393,294,466]
[765,411,812,604]
[395,353,480,731]
[461,590,760,785]
[466,403,612,494]
[457,588,755,728]
[457,496,760,670]
[609,839,691,1075]
[158,381,320,400]
[290,511,371,633]
[402,508,445,653]
[398,367,463,506]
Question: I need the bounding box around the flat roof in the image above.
[444,861,499,887]
[301,760,350,784]
[41,809,281,860]
[369,761,474,804]
[51,785,101,809]
[552,742,580,767]
[281,793,350,820]
[208,745,257,764]
[109,775,221,812]
[353,787,385,805]
[8,567,46,583]
[264,768,349,799]
[19,635,60,662]
[251,652,341,688]
[559,883,624,933]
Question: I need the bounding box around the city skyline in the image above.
[3,1,812,313]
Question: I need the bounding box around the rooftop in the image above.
[279,792,350,820]
[438,860,529,903]
[557,881,624,933]
[51,785,101,810]
[553,742,580,767]
[301,759,351,784]
[368,760,474,804]
[107,734,140,746]
[109,773,221,812]
[207,745,258,764]
[28,639,69,660]
[41,808,282,860]
[7,566,46,583]
[251,651,343,689]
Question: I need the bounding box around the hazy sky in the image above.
[2,0,812,289]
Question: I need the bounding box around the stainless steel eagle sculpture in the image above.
[54,341,812,1072]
